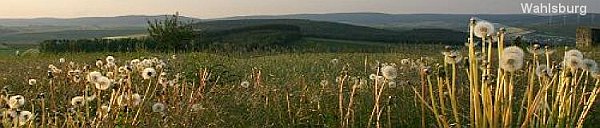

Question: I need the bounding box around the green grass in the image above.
[1,43,600,127]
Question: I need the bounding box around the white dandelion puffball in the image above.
[381,65,398,80]
[503,46,525,58]
[400,59,411,65]
[582,59,598,73]
[500,46,524,72]
[71,96,86,107]
[8,95,25,109]
[330,59,339,65]
[240,81,250,88]
[95,59,104,68]
[369,74,377,80]
[87,71,103,83]
[131,93,142,106]
[474,20,495,38]
[106,56,115,63]
[141,68,157,79]
[59,58,65,63]
[443,51,462,64]
[535,65,552,77]
[565,49,584,59]
[28,79,37,86]
[564,56,583,70]
[152,103,166,113]
[18,111,33,126]
[95,76,112,90]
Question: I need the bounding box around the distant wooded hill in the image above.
[193,19,466,44]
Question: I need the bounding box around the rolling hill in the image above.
[192,19,466,44]
[218,13,600,38]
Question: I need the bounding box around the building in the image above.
[576,26,600,47]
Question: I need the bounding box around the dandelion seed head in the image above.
[240,81,250,88]
[564,56,583,70]
[582,59,598,73]
[87,71,103,83]
[400,58,410,65]
[381,65,398,80]
[565,49,584,59]
[152,102,165,113]
[95,76,112,90]
[369,74,377,80]
[503,46,525,58]
[443,51,462,64]
[106,56,115,63]
[28,79,36,86]
[71,96,86,107]
[131,93,141,106]
[59,58,65,63]
[141,68,156,80]
[8,95,25,109]
[18,111,33,126]
[474,20,495,38]
[330,59,339,65]
[95,59,104,68]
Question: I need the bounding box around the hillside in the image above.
[193,19,466,44]
[219,13,600,38]
[0,15,199,27]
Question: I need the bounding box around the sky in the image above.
[1,0,599,19]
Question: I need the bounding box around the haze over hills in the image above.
[1,12,597,44]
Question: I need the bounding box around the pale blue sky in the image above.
[1,0,598,18]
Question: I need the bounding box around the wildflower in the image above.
[240,81,250,88]
[381,65,398,80]
[8,95,25,109]
[443,51,462,64]
[106,72,114,78]
[59,58,65,63]
[18,111,33,126]
[95,76,112,90]
[95,59,104,68]
[400,58,411,65]
[106,56,115,63]
[500,46,524,72]
[474,20,495,38]
[131,93,141,106]
[330,59,339,65]
[535,65,552,77]
[72,75,81,83]
[565,49,584,59]
[87,71,103,83]
[117,93,142,107]
[527,44,544,55]
[152,103,166,113]
[369,74,377,80]
[71,96,86,107]
[564,56,583,70]
[141,68,156,79]
[28,79,37,86]
[582,59,598,73]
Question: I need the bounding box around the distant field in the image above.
[0,29,146,44]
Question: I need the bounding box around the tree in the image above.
[147,12,195,52]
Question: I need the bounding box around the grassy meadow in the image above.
[2,38,600,127]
